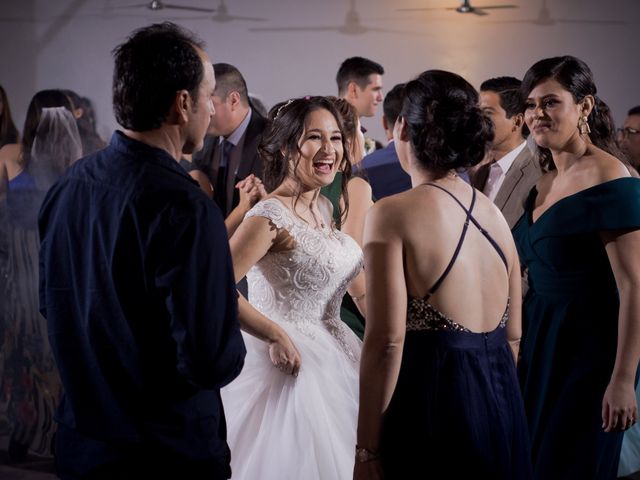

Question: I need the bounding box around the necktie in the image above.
[483,161,503,201]
[216,139,233,213]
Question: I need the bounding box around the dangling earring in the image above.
[578,115,591,135]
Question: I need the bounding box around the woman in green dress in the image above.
[321,97,373,339]
[512,55,640,479]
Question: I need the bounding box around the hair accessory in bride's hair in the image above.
[274,98,295,121]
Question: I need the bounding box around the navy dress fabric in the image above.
[512,177,640,479]
[380,184,532,479]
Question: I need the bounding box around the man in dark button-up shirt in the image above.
[38,23,245,479]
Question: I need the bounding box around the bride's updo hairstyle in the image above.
[401,70,494,175]
[260,96,352,220]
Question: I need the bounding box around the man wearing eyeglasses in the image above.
[619,106,640,172]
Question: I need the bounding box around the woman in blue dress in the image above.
[0,90,82,460]
[513,56,640,479]
[355,70,531,479]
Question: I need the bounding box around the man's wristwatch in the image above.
[355,445,379,463]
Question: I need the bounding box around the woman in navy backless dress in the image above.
[513,56,640,479]
[354,71,532,479]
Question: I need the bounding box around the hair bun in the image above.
[403,71,494,171]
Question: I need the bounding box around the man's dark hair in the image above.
[383,83,406,126]
[628,106,640,116]
[480,76,524,119]
[336,57,384,96]
[112,22,206,131]
[481,76,528,137]
[214,63,249,106]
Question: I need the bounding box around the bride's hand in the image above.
[268,331,301,377]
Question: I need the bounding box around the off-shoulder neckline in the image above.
[529,177,636,227]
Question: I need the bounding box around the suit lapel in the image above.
[494,148,531,210]
[236,114,264,180]
[471,163,491,191]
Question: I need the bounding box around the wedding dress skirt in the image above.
[221,199,362,480]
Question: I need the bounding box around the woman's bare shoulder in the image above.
[0,143,20,163]
[0,144,22,178]
[347,175,372,198]
[368,187,427,227]
[586,147,632,182]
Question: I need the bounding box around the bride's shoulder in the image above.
[245,196,295,230]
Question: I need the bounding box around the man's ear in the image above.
[512,113,524,132]
[174,89,191,124]
[228,91,241,111]
[347,81,359,100]
[382,116,389,131]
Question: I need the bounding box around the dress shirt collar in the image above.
[495,140,527,174]
[110,131,193,180]
[224,108,253,147]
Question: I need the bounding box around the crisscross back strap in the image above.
[421,183,508,300]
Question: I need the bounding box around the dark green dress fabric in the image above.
[512,177,640,479]
[320,172,365,340]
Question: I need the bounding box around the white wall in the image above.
[1,0,639,144]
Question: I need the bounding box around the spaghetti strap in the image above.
[421,183,508,299]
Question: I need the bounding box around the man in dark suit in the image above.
[38,23,245,479]
[191,63,266,216]
[473,76,542,228]
[361,83,412,199]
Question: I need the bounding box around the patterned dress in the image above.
[1,170,60,457]
[221,198,362,480]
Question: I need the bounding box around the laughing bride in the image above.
[220,96,363,480]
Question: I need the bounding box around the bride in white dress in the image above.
[221,96,364,480]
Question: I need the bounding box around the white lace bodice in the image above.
[245,198,363,360]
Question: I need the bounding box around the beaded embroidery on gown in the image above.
[221,198,362,480]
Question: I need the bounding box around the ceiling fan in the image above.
[116,0,215,13]
[173,0,266,23]
[399,0,517,16]
[486,0,624,26]
[251,0,406,36]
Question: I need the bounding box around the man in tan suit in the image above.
[473,76,542,228]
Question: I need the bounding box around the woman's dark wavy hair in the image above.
[326,96,367,179]
[20,89,73,169]
[401,70,494,175]
[259,96,352,225]
[112,22,205,131]
[0,84,19,148]
[521,55,624,171]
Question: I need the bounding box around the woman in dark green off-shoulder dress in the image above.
[513,56,640,479]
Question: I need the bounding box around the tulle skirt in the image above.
[618,383,640,477]
[221,320,360,480]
